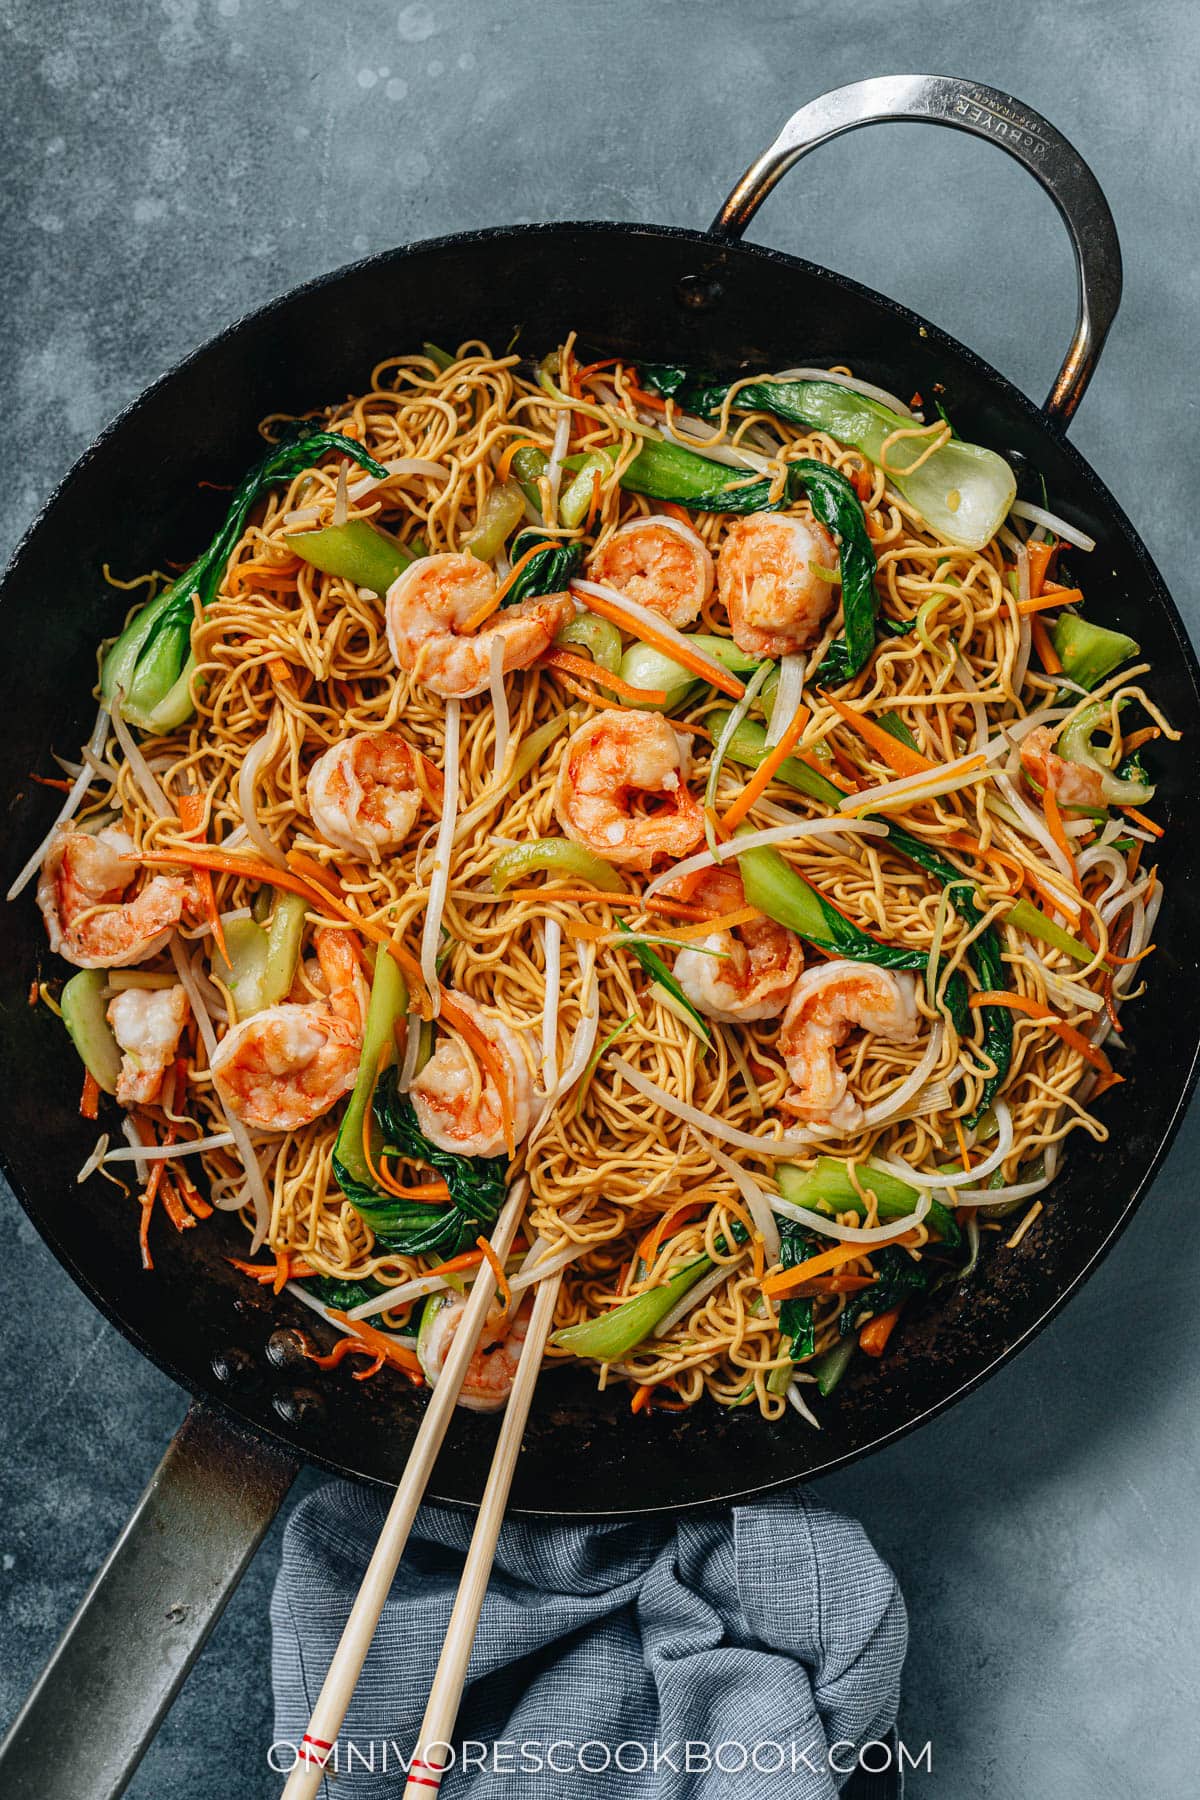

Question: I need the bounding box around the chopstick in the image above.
[403,1269,565,1800]
[279,1178,529,1800]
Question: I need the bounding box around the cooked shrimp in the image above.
[306,730,431,859]
[36,826,189,970]
[553,712,705,870]
[210,929,364,1131]
[1020,726,1106,810]
[416,1290,532,1412]
[107,984,190,1107]
[779,961,919,1134]
[717,512,841,657]
[410,992,534,1158]
[672,868,803,1023]
[589,516,713,627]
[386,552,574,699]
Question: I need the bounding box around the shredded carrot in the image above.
[573,357,621,386]
[463,540,558,632]
[782,1273,876,1298]
[859,1306,903,1357]
[953,1117,972,1171]
[425,1247,486,1280]
[820,689,936,778]
[177,792,228,966]
[1016,589,1077,618]
[643,896,711,922]
[1026,538,1057,598]
[327,1312,424,1383]
[1121,727,1160,755]
[579,589,746,700]
[849,461,874,504]
[762,1239,897,1297]
[1122,805,1163,838]
[541,645,668,703]
[29,772,74,792]
[721,706,813,830]
[630,1384,654,1414]
[496,436,543,482]
[174,1164,213,1220]
[1029,615,1062,674]
[228,1253,317,1285]
[660,905,763,941]
[621,368,668,412]
[1042,777,1080,892]
[476,1235,512,1312]
[267,655,293,684]
[303,1335,384,1378]
[27,980,39,1006]
[637,1199,710,1271]
[80,1069,100,1120]
[658,501,695,525]
[562,918,609,943]
[142,845,435,1013]
[968,991,1117,1076]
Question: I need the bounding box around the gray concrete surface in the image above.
[2,1,1198,1794]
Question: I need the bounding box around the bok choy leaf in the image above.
[641,364,1016,551]
[102,428,387,731]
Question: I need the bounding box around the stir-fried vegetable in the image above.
[707,709,842,806]
[464,481,526,563]
[330,949,505,1256]
[285,518,415,595]
[618,636,764,713]
[775,1220,817,1362]
[736,838,969,1028]
[559,451,613,528]
[837,1244,931,1336]
[811,1336,856,1395]
[504,531,582,605]
[557,612,623,674]
[491,839,625,893]
[1057,701,1155,805]
[60,969,122,1095]
[1004,897,1095,964]
[615,919,713,1048]
[620,437,880,685]
[219,890,308,1013]
[1051,613,1139,691]
[102,428,386,731]
[641,364,1017,550]
[881,823,1012,1127]
[551,1253,711,1361]
[777,1156,959,1247]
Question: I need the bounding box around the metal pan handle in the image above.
[0,1403,298,1800]
[710,74,1122,425]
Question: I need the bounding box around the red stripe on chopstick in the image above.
[301,1733,333,1766]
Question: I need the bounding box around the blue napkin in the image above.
[271,1482,906,1798]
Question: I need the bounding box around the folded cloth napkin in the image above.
[272,1482,907,1800]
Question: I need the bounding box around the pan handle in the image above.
[0,1401,298,1800]
[710,74,1122,425]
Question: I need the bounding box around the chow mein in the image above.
[9,336,1173,1422]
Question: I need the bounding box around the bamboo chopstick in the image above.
[402,1269,565,1799]
[279,1177,529,1800]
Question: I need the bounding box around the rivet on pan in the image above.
[210,1344,259,1392]
[273,1387,326,1429]
[676,272,724,311]
[165,1602,188,1626]
[266,1327,310,1372]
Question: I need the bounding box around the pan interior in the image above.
[2,223,1197,1515]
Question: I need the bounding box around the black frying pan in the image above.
[3,76,1199,1800]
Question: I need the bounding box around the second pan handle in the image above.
[710,74,1122,425]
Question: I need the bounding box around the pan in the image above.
[2,76,1198,1800]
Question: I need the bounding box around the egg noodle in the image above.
[18,335,1171,1422]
